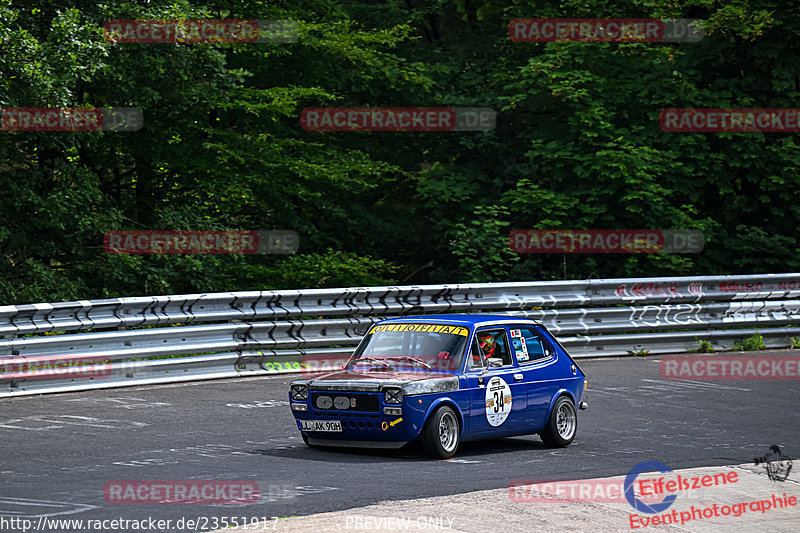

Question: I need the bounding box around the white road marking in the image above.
[209,485,339,508]
[112,458,181,467]
[640,378,751,391]
[226,400,290,409]
[0,415,148,431]
[64,397,171,409]
[0,497,96,518]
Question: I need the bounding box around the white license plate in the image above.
[299,419,342,432]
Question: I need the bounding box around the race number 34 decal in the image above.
[485,376,513,426]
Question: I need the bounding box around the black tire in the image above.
[539,396,577,448]
[421,405,460,459]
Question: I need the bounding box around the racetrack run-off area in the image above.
[1,351,798,532]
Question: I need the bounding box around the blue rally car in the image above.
[288,315,587,458]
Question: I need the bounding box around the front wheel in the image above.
[539,396,577,447]
[421,405,460,459]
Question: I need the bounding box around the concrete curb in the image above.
[212,461,800,532]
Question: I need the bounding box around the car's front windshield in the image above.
[348,323,469,374]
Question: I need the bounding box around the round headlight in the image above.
[316,395,333,409]
[334,396,350,410]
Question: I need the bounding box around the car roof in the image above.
[376,314,541,327]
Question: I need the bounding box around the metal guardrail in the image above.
[1,273,799,397]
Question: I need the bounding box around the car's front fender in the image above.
[402,392,469,441]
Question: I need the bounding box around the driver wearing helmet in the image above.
[479,333,497,357]
[472,332,498,366]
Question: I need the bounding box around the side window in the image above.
[468,338,485,369]
[474,329,513,368]
[510,328,553,364]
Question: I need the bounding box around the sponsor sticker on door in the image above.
[485,377,512,426]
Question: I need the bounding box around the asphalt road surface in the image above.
[2,350,798,532]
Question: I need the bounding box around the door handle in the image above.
[514,373,524,381]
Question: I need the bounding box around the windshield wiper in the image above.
[350,357,398,371]
[389,356,432,370]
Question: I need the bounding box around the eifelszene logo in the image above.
[625,461,678,514]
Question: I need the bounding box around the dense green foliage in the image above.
[1,0,798,304]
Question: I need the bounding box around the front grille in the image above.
[311,391,379,412]
[315,412,380,419]
[310,412,383,430]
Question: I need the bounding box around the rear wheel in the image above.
[539,396,577,447]
[421,405,460,459]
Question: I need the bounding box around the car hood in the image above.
[302,369,460,394]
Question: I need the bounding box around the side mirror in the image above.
[486,357,503,368]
